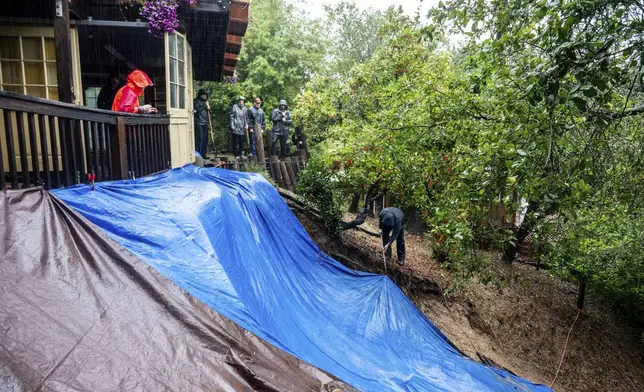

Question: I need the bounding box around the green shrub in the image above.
[296,155,342,234]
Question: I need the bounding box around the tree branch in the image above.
[591,104,644,120]
[386,123,447,131]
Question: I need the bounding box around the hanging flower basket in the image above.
[139,0,197,39]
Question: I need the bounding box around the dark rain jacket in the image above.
[271,108,292,136]
[248,106,266,132]
[194,98,209,126]
[229,103,248,135]
[379,207,404,246]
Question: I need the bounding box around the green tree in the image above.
[323,1,388,78]
[296,1,644,322]
[429,0,644,314]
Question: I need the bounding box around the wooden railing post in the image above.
[54,0,74,104]
[112,117,128,180]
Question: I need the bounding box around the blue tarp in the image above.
[54,166,551,392]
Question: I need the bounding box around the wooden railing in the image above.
[204,151,308,192]
[0,91,171,190]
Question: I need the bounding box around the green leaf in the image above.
[590,78,608,91]
[582,87,598,98]
[572,96,587,112]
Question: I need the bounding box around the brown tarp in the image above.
[0,188,355,392]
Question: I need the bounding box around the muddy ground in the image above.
[294,210,644,392]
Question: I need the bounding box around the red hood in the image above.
[126,70,153,96]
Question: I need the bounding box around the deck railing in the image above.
[0,91,171,190]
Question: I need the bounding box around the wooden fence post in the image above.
[280,161,292,190]
[269,155,284,188]
[54,0,74,104]
[283,157,297,188]
[111,117,128,180]
[291,156,301,178]
[254,125,265,164]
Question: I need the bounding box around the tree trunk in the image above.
[577,278,587,310]
[348,193,361,213]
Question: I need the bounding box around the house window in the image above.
[0,36,58,100]
[84,87,101,108]
[168,34,186,109]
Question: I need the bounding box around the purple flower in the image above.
[140,0,187,39]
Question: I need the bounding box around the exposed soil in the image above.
[293,209,644,392]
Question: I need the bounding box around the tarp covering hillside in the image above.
[54,166,552,392]
[0,188,349,392]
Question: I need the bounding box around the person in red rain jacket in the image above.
[111,70,158,114]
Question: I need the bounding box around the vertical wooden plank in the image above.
[73,119,84,183]
[144,124,150,175]
[254,125,265,164]
[92,122,100,180]
[49,116,61,188]
[15,112,30,188]
[141,125,149,176]
[152,124,163,173]
[57,117,71,186]
[150,125,156,173]
[139,125,146,176]
[0,112,4,189]
[83,120,93,179]
[54,0,74,103]
[159,124,165,169]
[148,124,154,174]
[98,123,107,181]
[127,126,135,178]
[38,115,51,190]
[141,125,147,176]
[135,125,142,177]
[129,125,135,177]
[111,117,128,180]
[269,156,284,188]
[133,126,141,177]
[26,113,40,186]
[125,126,132,178]
[151,124,158,172]
[150,124,157,172]
[284,157,297,188]
[105,124,114,180]
[280,161,292,191]
[3,110,18,189]
[136,125,144,176]
[163,124,171,168]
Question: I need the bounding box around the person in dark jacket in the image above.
[97,72,121,110]
[193,89,210,158]
[230,96,248,158]
[247,97,266,157]
[379,207,406,266]
[270,100,292,157]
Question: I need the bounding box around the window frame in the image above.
[166,32,187,110]
[0,32,58,100]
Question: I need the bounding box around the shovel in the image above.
[382,238,388,274]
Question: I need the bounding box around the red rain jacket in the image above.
[111,70,153,113]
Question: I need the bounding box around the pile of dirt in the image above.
[294,210,644,392]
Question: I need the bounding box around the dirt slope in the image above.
[295,211,644,392]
